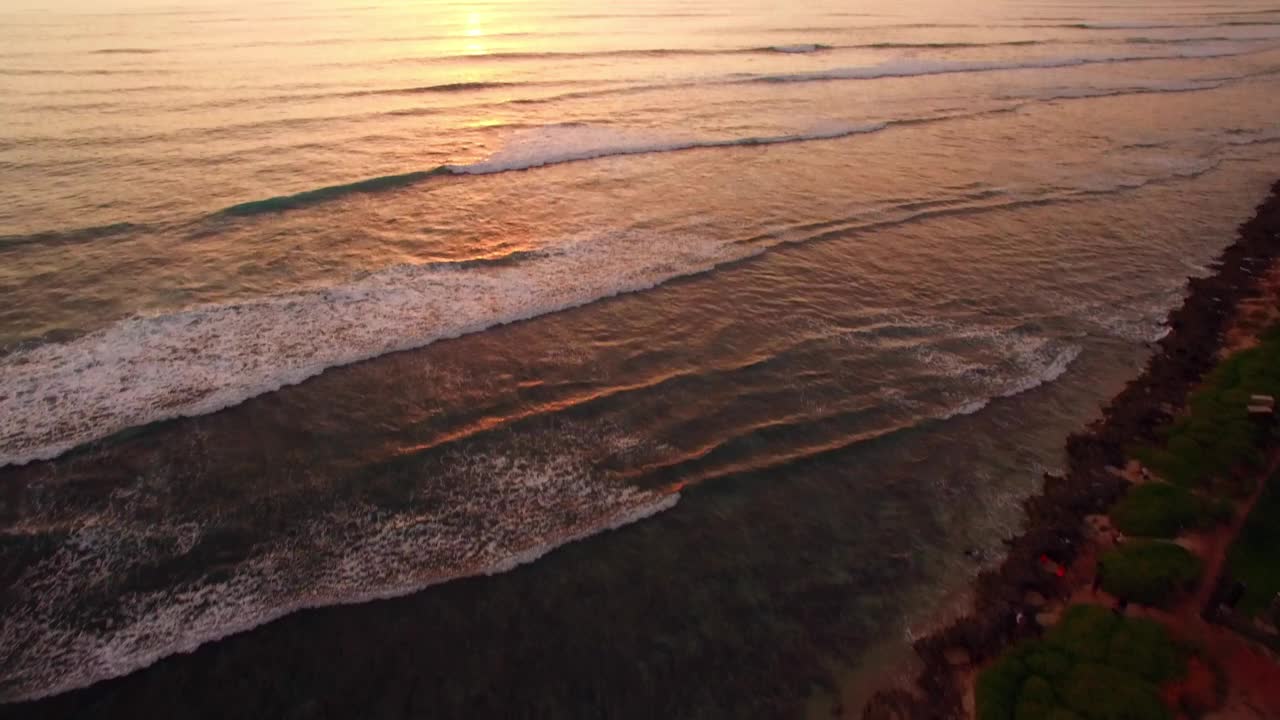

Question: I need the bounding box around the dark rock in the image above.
[863,180,1280,720]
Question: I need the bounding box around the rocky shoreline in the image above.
[862,179,1280,720]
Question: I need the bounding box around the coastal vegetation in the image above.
[976,605,1187,720]
[1132,322,1280,619]
[1109,482,1231,539]
[874,182,1280,720]
[1097,541,1202,608]
[977,320,1278,720]
[1136,326,1280,494]
[1224,467,1280,617]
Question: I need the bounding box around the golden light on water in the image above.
[464,10,486,53]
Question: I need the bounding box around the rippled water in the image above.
[2,0,1280,713]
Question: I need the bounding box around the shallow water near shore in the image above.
[3,0,1280,714]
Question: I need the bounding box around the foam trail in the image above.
[0,427,680,701]
[0,231,760,468]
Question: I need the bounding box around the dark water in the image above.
[2,0,1280,713]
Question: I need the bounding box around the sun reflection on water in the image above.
[464,10,486,53]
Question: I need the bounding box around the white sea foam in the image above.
[878,311,1084,419]
[0,230,761,467]
[0,422,680,702]
[997,343,1082,397]
[935,340,1080,418]
[943,398,991,419]
[0,148,1232,468]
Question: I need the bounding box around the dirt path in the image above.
[1055,455,1280,720]
[1183,467,1272,620]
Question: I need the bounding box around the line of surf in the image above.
[1045,19,1280,30]
[220,168,454,215]
[13,37,1272,160]
[214,53,1258,220]
[0,230,765,468]
[216,122,889,216]
[10,72,1250,248]
[301,35,1276,76]
[0,480,679,703]
[747,43,1275,84]
[3,146,1243,470]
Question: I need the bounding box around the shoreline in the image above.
[862,178,1280,719]
[4,184,1278,719]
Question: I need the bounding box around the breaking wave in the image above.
[0,421,681,701]
[218,122,888,215]
[0,230,763,468]
[3,149,1228,469]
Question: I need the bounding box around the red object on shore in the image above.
[1039,554,1066,577]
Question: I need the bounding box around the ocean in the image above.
[2,0,1280,715]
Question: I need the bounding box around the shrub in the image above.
[1099,541,1202,607]
[1111,483,1207,538]
[1139,327,1280,490]
[1020,675,1055,704]
[1060,662,1172,720]
[1015,675,1057,720]
[1023,645,1073,681]
[1106,616,1183,683]
[976,606,1192,720]
[976,650,1029,720]
[1016,696,1055,720]
[1045,604,1119,662]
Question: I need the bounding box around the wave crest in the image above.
[0,230,761,467]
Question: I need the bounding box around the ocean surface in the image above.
[2,0,1280,714]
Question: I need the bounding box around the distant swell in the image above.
[0,68,165,76]
[212,57,1253,219]
[215,65,1249,220]
[90,48,163,55]
[400,81,521,93]
[764,43,831,53]
[749,45,1275,84]
[220,168,453,215]
[1052,20,1280,29]
[493,42,1271,109]
[216,122,889,216]
[0,222,143,249]
[364,35,1255,68]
